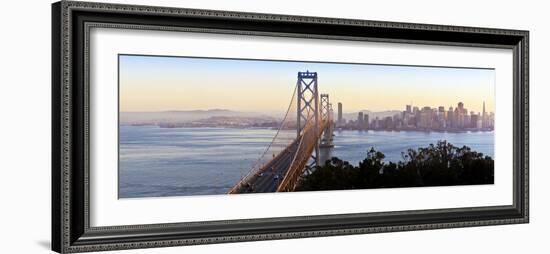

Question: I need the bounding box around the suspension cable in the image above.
[229,83,298,192]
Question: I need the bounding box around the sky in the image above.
[119,54,495,114]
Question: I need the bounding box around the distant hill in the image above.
[121,109,404,125]
[342,110,402,121]
[120,109,280,125]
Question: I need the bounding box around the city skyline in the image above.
[335,100,494,116]
[119,101,495,115]
[121,99,494,133]
[336,100,494,132]
[119,55,495,113]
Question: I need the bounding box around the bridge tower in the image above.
[296,71,320,169]
[320,94,330,122]
[320,95,335,149]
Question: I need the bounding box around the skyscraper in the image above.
[337,102,343,125]
[357,112,364,130]
[448,106,455,128]
[482,101,487,128]
[419,106,432,128]
[457,102,465,128]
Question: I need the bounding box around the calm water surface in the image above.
[119,126,494,198]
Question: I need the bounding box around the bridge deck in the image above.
[231,120,331,193]
[232,138,300,193]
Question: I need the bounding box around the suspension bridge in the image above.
[228,71,335,193]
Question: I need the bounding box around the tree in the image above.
[297,140,494,191]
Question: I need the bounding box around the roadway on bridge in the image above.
[235,139,301,193]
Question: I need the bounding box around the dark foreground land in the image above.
[297,140,494,191]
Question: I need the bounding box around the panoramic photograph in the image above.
[118,54,495,198]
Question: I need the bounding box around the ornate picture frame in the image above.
[52,1,529,253]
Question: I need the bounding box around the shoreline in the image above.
[121,124,494,133]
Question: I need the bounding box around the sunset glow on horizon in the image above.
[119,55,496,114]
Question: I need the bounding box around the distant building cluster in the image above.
[336,102,494,132]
